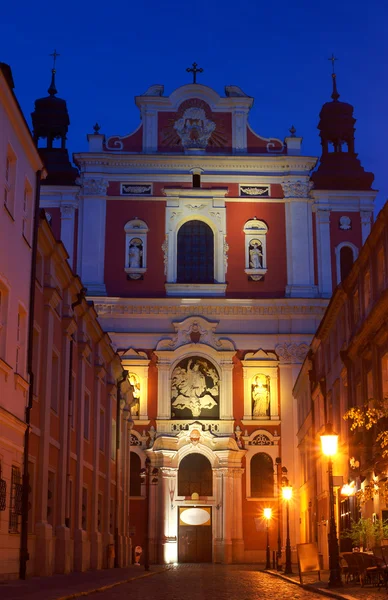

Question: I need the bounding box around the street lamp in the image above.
[282,482,293,574]
[263,507,272,569]
[320,423,343,588]
[140,457,159,571]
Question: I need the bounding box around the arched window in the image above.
[340,246,354,282]
[250,453,274,497]
[178,453,212,497]
[177,221,214,283]
[130,452,141,496]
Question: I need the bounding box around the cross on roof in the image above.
[186,62,203,84]
[328,53,338,75]
[50,49,60,71]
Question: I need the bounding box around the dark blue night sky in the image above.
[2,0,387,212]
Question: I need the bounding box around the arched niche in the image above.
[178,453,213,497]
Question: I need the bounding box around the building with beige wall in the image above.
[294,200,388,566]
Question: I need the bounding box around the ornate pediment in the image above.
[155,316,235,351]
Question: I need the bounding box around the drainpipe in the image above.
[19,170,42,579]
[64,288,87,527]
[114,369,128,567]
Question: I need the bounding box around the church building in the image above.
[38,63,376,564]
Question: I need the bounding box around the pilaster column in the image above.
[103,384,116,567]
[315,208,332,297]
[232,109,249,153]
[232,469,244,562]
[360,210,373,244]
[156,361,171,419]
[78,177,108,295]
[142,108,158,153]
[213,470,224,563]
[159,467,178,563]
[282,180,316,298]
[219,360,234,420]
[222,468,234,564]
[60,204,76,268]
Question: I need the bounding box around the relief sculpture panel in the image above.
[171,356,219,419]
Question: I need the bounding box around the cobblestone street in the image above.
[80,565,341,600]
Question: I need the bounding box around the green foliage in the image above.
[341,517,388,549]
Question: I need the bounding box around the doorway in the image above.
[178,506,212,563]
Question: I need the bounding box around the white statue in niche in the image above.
[252,373,270,417]
[128,238,142,268]
[249,241,263,269]
[127,373,141,417]
[171,357,219,418]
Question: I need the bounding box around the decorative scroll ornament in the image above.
[240,186,270,197]
[156,316,235,352]
[121,184,152,196]
[81,177,109,196]
[161,236,168,276]
[174,107,216,149]
[250,433,271,446]
[281,180,313,198]
[129,434,142,446]
[224,239,229,271]
[275,342,309,363]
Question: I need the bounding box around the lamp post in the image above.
[320,423,343,588]
[275,457,282,570]
[264,507,272,569]
[282,482,293,574]
[140,457,159,571]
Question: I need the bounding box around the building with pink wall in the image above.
[0,62,44,579]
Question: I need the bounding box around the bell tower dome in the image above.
[31,52,78,185]
[311,68,374,190]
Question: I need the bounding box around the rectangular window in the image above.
[4,147,16,217]
[364,270,371,311]
[71,374,76,429]
[377,246,386,292]
[382,353,388,398]
[51,353,59,412]
[367,369,373,401]
[353,288,360,325]
[99,409,105,452]
[0,462,6,512]
[28,461,34,533]
[47,471,55,526]
[84,392,90,440]
[110,498,114,534]
[15,307,26,375]
[67,479,73,529]
[9,466,22,533]
[0,285,9,359]
[98,493,103,533]
[22,182,33,243]
[82,487,88,530]
[32,327,40,396]
[111,420,116,460]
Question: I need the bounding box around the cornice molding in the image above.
[91,298,328,319]
[73,153,318,174]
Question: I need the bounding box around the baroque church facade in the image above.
[38,68,376,564]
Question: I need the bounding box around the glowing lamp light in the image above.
[282,485,293,501]
[320,423,338,457]
[341,482,356,497]
[263,507,272,520]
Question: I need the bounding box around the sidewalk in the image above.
[0,565,168,600]
[267,568,387,600]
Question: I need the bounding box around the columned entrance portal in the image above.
[178,507,212,563]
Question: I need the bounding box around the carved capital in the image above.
[275,342,309,364]
[282,179,313,198]
[81,177,109,196]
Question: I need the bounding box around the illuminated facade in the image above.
[40,68,376,563]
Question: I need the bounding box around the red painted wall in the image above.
[104,200,166,297]
[330,212,362,290]
[226,202,287,298]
